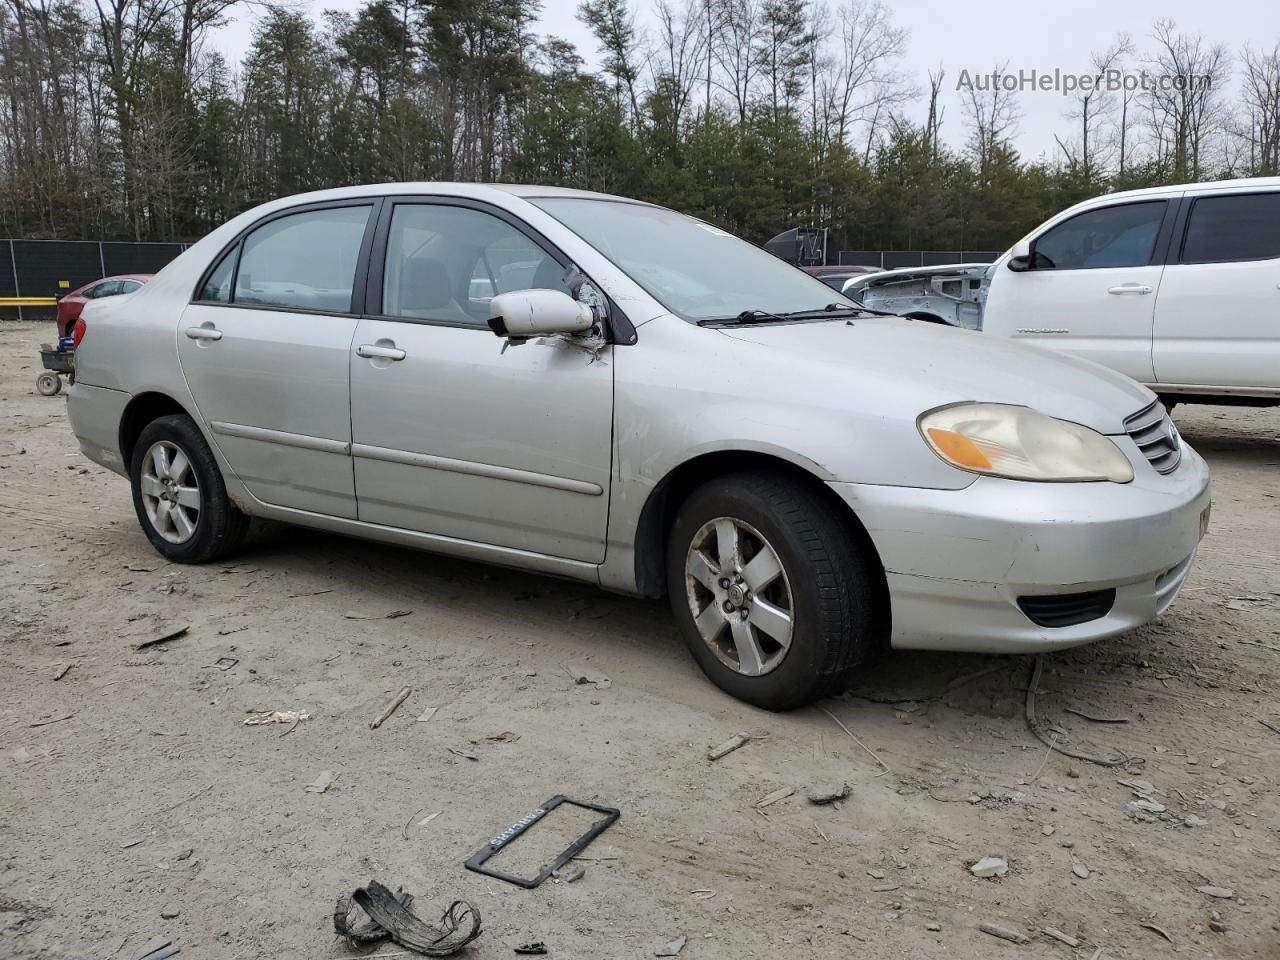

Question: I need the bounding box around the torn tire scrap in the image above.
[334,881,481,956]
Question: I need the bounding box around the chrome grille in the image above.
[1124,400,1182,475]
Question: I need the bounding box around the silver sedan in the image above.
[66,184,1210,709]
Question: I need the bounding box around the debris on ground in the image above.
[29,712,73,727]
[806,782,850,805]
[978,922,1028,944]
[1195,885,1235,899]
[51,662,73,681]
[755,786,795,809]
[305,770,335,793]
[819,707,892,773]
[970,856,1008,878]
[211,657,239,671]
[466,796,620,888]
[416,707,438,723]
[242,710,310,726]
[553,862,585,883]
[707,733,750,761]
[476,731,520,744]
[334,880,481,956]
[344,609,414,620]
[1140,921,1174,943]
[566,664,611,689]
[135,625,189,651]
[1071,860,1090,879]
[1042,927,1082,947]
[159,906,180,919]
[654,935,686,956]
[370,687,412,729]
[448,747,479,761]
[514,943,548,955]
[1064,705,1131,723]
[129,937,180,960]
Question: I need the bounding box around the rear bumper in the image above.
[829,446,1211,653]
[67,382,130,477]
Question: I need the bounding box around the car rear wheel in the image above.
[666,472,883,710]
[129,414,247,563]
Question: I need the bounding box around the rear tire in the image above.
[129,414,248,563]
[665,471,883,710]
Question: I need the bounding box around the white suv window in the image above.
[233,205,371,313]
[1182,193,1280,264]
[1033,201,1167,270]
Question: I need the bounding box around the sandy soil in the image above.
[1,321,1277,960]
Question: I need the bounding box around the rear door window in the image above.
[233,205,372,313]
[1181,193,1280,264]
[1034,201,1167,270]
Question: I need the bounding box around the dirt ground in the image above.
[1,320,1278,960]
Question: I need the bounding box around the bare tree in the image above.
[961,60,1021,180]
[1143,18,1229,180]
[1235,42,1280,174]
[653,0,707,131]
[1054,34,1132,180]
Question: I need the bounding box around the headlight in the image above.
[919,403,1134,483]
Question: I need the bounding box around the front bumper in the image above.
[829,443,1211,653]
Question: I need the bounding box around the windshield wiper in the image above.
[780,302,898,320]
[696,308,789,327]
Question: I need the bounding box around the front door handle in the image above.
[1107,283,1153,295]
[356,343,406,361]
[185,325,222,341]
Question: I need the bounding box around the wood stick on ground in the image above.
[707,733,750,761]
[370,687,412,729]
[1025,657,1130,767]
[819,707,892,774]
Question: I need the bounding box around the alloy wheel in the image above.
[684,517,794,676]
[139,440,201,544]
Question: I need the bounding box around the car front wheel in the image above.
[129,414,248,563]
[666,472,883,710]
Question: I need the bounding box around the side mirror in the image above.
[1006,238,1033,272]
[488,289,594,342]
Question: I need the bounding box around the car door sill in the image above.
[240,494,601,583]
[351,442,604,496]
[211,420,351,455]
[1148,383,1280,397]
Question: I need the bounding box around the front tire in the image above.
[129,414,248,563]
[666,472,883,710]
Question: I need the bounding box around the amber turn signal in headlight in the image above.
[919,403,1134,483]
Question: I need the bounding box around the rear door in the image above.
[1152,189,1280,390]
[983,199,1175,382]
[348,198,613,563]
[178,200,378,518]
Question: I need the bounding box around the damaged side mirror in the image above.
[488,289,595,344]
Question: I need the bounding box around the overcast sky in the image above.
[213,0,1280,160]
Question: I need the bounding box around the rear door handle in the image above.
[356,343,406,361]
[185,325,222,341]
[1107,284,1153,295]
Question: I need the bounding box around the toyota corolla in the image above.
[66,184,1211,709]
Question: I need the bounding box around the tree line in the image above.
[1,0,1277,252]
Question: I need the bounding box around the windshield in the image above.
[531,198,855,322]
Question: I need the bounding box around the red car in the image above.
[56,274,152,337]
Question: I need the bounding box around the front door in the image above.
[349,200,613,563]
[984,199,1173,383]
[1153,190,1280,390]
[178,201,376,518]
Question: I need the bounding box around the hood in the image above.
[719,317,1153,435]
[845,262,992,292]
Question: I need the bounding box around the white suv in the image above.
[849,177,1280,408]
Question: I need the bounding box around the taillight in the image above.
[72,317,86,347]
